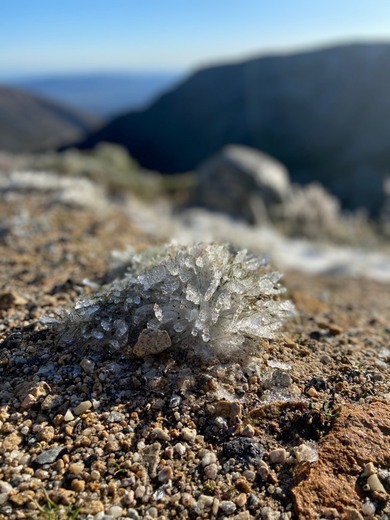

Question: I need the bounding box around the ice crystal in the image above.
[54,243,295,362]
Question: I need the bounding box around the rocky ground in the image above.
[0,178,389,520]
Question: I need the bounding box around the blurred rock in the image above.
[190,145,291,224]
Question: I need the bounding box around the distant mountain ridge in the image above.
[78,42,390,215]
[13,72,182,117]
[0,86,100,153]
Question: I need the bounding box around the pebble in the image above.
[235,493,247,507]
[21,394,37,409]
[107,505,123,518]
[204,463,218,480]
[181,493,196,508]
[213,400,242,418]
[35,446,64,465]
[220,500,237,515]
[307,387,318,398]
[362,500,376,516]
[362,462,376,477]
[133,329,171,357]
[243,469,256,482]
[74,400,93,416]
[269,448,288,464]
[240,424,255,437]
[320,354,332,364]
[157,466,173,483]
[71,479,85,492]
[64,409,75,422]
[367,473,386,493]
[197,494,214,511]
[270,370,292,388]
[80,357,95,374]
[182,427,197,443]
[201,451,217,467]
[174,442,186,456]
[68,462,84,475]
[152,427,170,441]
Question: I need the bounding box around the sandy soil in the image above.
[0,185,388,520]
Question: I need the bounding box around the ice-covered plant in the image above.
[52,243,295,362]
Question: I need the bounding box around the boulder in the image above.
[190,145,291,224]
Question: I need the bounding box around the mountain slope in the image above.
[15,72,182,117]
[79,42,390,214]
[0,86,100,153]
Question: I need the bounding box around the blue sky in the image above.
[2,0,390,78]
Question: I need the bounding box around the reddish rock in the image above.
[291,401,390,520]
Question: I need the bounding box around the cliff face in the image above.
[0,86,100,153]
[80,43,390,214]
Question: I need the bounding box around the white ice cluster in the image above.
[55,243,295,362]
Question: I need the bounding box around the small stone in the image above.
[320,354,332,364]
[214,400,242,418]
[328,324,343,335]
[157,466,173,483]
[144,442,161,478]
[174,442,186,456]
[307,387,318,398]
[269,448,288,464]
[234,493,247,508]
[49,489,75,506]
[90,470,101,481]
[236,478,251,493]
[133,329,171,357]
[64,409,75,422]
[345,508,363,520]
[108,506,123,518]
[152,427,171,441]
[223,438,264,464]
[68,462,84,475]
[201,451,217,467]
[80,499,104,514]
[270,370,292,388]
[182,427,197,443]
[0,482,13,495]
[71,479,85,492]
[21,394,37,409]
[362,500,376,516]
[80,358,95,375]
[363,462,376,477]
[181,492,196,508]
[9,490,35,505]
[3,432,22,451]
[197,494,214,511]
[367,473,386,493]
[35,468,50,480]
[220,500,237,515]
[243,469,256,482]
[37,426,55,442]
[240,424,255,437]
[73,400,92,416]
[35,446,64,465]
[204,463,218,480]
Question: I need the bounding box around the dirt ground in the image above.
[0,186,389,520]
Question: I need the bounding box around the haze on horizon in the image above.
[2,0,390,80]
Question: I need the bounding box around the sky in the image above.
[2,0,390,79]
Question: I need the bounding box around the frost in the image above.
[52,243,295,362]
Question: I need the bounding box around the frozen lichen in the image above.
[52,243,295,363]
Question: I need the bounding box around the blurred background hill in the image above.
[1,0,390,252]
[9,71,182,117]
[0,85,100,152]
